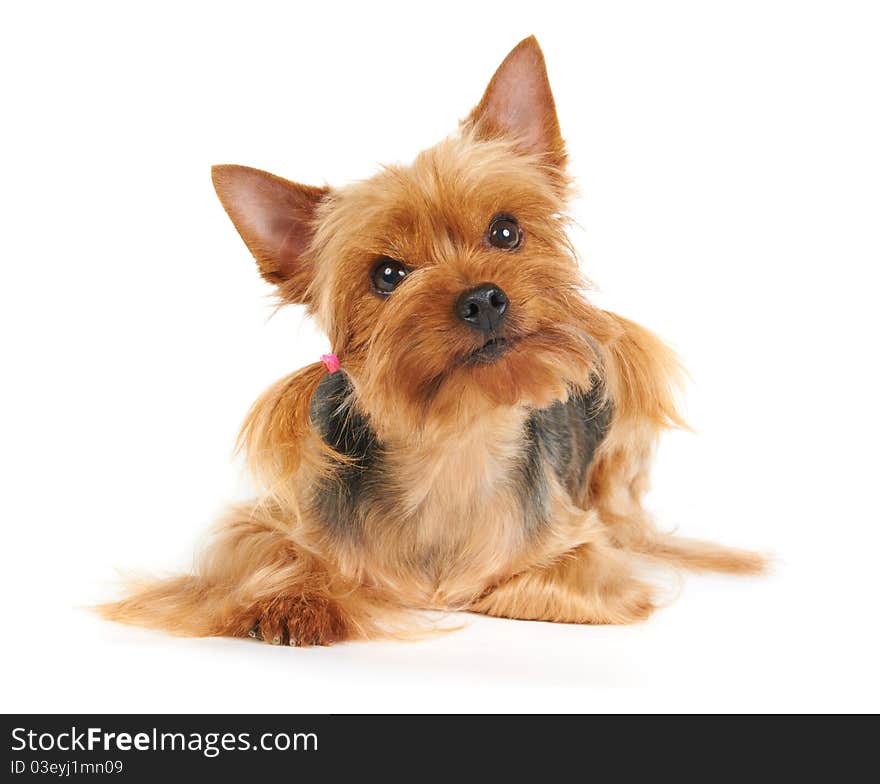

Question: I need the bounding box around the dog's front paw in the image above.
[248,594,351,647]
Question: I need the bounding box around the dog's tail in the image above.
[643,533,769,575]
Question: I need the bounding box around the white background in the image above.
[2,1,878,713]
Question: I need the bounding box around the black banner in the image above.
[0,714,873,779]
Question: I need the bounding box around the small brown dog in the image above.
[101,37,764,646]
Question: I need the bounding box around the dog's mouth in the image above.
[464,336,514,365]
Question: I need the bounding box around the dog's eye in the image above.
[371,258,409,295]
[488,216,522,250]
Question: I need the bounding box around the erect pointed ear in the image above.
[464,36,565,168]
[211,164,329,300]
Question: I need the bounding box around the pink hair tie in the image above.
[320,353,340,374]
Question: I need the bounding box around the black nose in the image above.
[455,283,509,332]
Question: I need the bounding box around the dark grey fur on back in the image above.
[518,380,613,530]
[308,370,381,539]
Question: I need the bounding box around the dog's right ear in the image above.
[212,165,329,300]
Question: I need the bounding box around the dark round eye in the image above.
[488,215,522,250]
[371,257,409,295]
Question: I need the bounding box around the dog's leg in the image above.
[471,539,655,625]
[98,504,387,646]
[641,533,767,574]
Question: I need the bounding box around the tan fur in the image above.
[99,37,765,646]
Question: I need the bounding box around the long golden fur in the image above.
[100,37,765,646]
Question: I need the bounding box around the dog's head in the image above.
[214,37,618,440]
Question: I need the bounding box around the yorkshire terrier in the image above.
[101,37,765,646]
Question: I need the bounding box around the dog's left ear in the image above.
[212,164,329,301]
[464,36,565,169]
